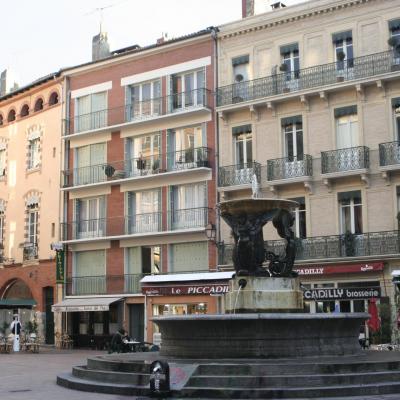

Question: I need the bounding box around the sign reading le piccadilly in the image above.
[142,283,229,296]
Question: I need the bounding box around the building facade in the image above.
[0,74,62,343]
[216,0,400,342]
[57,29,219,346]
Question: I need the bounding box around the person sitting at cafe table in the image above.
[109,328,125,353]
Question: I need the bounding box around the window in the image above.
[34,98,43,112]
[335,106,358,149]
[232,55,250,102]
[339,191,362,234]
[234,125,252,167]
[7,110,15,122]
[332,31,353,72]
[170,183,207,229]
[167,126,204,169]
[0,208,4,244]
[282,116,303,161]
[126,190,161,233]
[126,133,161,176]
[48,92,59,105]
[75,143,106,185]
[0,149,6,177]
[75,197,106,239]
[393,98,400,141]
[280,43,300,82]
[290,197,306,239]
[0,114,3,126]
[389,19,400,60]
[169,242,208,272]
[75,91,107,133]
[24,203,38,261]
[396,186,400,218]
[28,138,40,169]
[170,69,205,110]
[127,80,161,120]
[20,104,29,117]
[74,250,106,295]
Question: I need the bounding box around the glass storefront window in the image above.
[79,312,89,335]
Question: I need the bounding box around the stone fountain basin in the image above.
[218,198,298,216]
[153,313,369,359]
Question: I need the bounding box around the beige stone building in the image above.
[216,0,400,342]
[0,74,63,343]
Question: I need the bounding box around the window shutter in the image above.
[392,97,400,109]
[232,55,249,66]
[389,19,400,31]
[281,115,302,127]
[280,43,298,55]
[338,190,361,201]
[171,242,208,272]
[232,124,252,135]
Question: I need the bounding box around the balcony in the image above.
[379,141,400,175]
[218,162,261,190]
[217,50,400,109]
[22,243,38,262]
[62,147,210,189]
[65,274,145,296]
[64,88,212,136]
[321,146,369,187]
[169,207,209,230]
[61,208,210,242]
[267,155,312,190]
[218,230,400,265]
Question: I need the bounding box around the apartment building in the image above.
[0,73,62,344]
[56,29,219,346]
[216,0,400,341]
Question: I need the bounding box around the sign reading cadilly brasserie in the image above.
[142,283,230,296]
[294,262,384,276]
[303,287,381,301]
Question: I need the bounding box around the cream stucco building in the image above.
[216,0,400,342]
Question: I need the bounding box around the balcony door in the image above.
[126,190,160,234]
[76,197,105,239]
[170,69,205,110]
[234,125,253,184]
[74,250,106,295]
[280,44,299,91]
[127,80,161,120]
[126,133,161,176]
[283,117,303,178]
[75,143,106,185]
[171,183,206,229]
[333,31,354,79]
[75,92,107,133]
[167,126,203,169]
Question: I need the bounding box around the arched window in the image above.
[20,104,30,117]
[49,92,59,105]
[7,110,16,122]
[0,114,3,126]
[34,98,44,112]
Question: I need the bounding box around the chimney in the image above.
[92,26,110,62]
[242,0,286,17]
[242,0,254,17]
[0,69,19,97]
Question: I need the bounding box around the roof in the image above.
[0,71,61,103]
[141,271,234,284]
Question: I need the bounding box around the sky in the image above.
[1,0,307,86]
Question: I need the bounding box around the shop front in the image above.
[141,272,233,343]
[52,297,124,349]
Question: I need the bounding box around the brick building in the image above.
[55,28,220,346]
[0,74,63,343]
[216,0,400,343]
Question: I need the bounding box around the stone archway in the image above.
[2,279,33,301]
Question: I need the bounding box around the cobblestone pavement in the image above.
[1,346,400,400]
[0,347,147,400]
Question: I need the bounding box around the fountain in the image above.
[57,198,400,398]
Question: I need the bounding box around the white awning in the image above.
[52,297,122,312]
[140,272,234,284]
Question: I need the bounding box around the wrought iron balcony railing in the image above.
[61,208,210,241]
[321,146,369,174]
[217,50,400,107]
[267,155,313,181]
[65,270,215,296]
[169,207,209,230]
[64,88,211,135]
[218,230,400,265]
[23,244,38,261]
[167,147,210,171]
[62,147,210,188]
[379,141,400,168]
[218,162,261,187]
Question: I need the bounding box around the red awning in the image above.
[295,262,384,276]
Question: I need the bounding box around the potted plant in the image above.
[196,148,207,167]
[0,321,8,337]
[152,159,160,173]
[335,51,346,81]
[185,148,194,163]
[279,63,288,72]
[388,37,398,48]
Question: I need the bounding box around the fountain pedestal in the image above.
[225,276,304,313]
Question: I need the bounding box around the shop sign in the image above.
[142,283,229,296]
[295,262,384,276]
[303,287,381,301]
[56,250,65,283]
[52,305,110,312]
